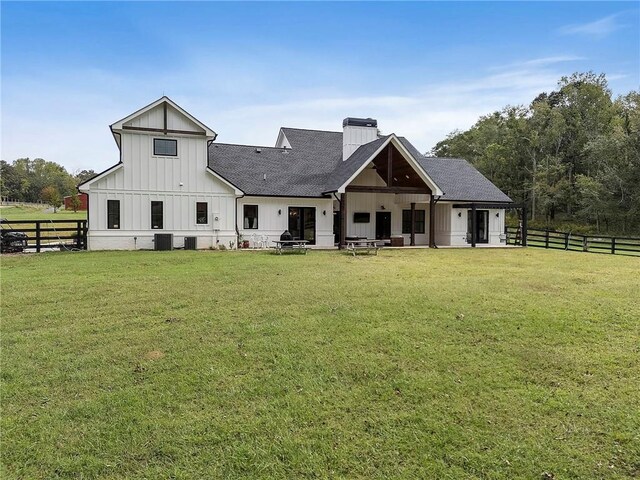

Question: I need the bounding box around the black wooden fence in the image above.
[1,219,88,252]
[505,226,640,256]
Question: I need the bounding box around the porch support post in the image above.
[471,203,477,248]
[387,145,393,186]
[410,202,416,246]
[429,195,435,248]
[339,192,347,249]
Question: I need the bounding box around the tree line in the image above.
[0,158,95,210]
[431,72,640,235]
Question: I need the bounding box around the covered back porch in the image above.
[332,137,441,248]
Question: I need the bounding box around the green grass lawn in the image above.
[1,249,638,479]
[1,205,87,221]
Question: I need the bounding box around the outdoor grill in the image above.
[280,230,293,241]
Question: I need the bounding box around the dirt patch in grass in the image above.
[144,350,165,360]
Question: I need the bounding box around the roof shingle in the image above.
[207,127,512,202]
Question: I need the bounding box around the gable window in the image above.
[151,201,163,229]
[196,202,208,224]
[107,200,120,229]
[153,138,177,156]
[243,205,258,229]
[402,209,426,234]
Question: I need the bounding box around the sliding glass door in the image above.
[467,209,489,243]
[288,207,316,245]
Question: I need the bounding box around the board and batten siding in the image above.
[338,167,432,245]
[237,196,334,248]
[83,104,238,250]
[448,204,506,246]
[124,103,204,133]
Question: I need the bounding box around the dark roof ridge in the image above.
[280,126,341,134]
[211,142,290,150]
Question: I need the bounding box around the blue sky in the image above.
[2,1,638,172]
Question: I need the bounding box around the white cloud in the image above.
[0,53,626,171]
[558,14,622,38]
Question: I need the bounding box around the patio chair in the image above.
[251,233,259,249]
[259,234,269,249]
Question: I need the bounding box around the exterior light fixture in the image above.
[322,210,326,215]
[381,205,385,210]
[458,212,462,217]
[496,212,500,218]
[278,209,282,215]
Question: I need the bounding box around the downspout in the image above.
[430,194,442,249]
[235,194,245,249]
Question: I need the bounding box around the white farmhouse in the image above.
[79,97,513,250]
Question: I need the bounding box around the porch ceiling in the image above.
[370,144,432,192]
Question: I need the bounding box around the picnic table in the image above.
[346,238,380,256]
[272,239,310,254]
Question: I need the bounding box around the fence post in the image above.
[35,221,41,253]
[545,229,549,249]
[76,221,82,249]
[564,232,569,250]
[582,236,588,252]
[521,205,528,247]
[611,238,616,255]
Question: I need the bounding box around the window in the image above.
[402,209,426,234]
[353,212,370,223]
[107,200,120,229]
[153,138,177,156]
[196,202,208,224]
[243,205,258,229]
[151,201,163,229]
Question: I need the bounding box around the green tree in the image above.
[41,186,62,212]
[430,72,639,233]
[68,194,82,212]
[74,169,97,184]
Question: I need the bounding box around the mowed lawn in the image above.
[1,205,87,221]
[1,249,638,479]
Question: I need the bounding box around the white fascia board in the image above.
[110,96,217,139]
[275,129,291,149]
[389,136,443,196]
[77,163,123,192]
[206,167,244,196]
[336,134,444,196]
[336,139,389,194]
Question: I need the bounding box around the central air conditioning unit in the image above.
[154,233,173,251]
[184,236,197,250]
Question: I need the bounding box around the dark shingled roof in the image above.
[398,137,513,203]
[208,127,512,202]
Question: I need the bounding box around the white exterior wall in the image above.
[237,196,334,248]
[343,125,378,160]
[433,203,452,246]
[448,204,506,246]
[338,168,432,245]
[83,104,238,250]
